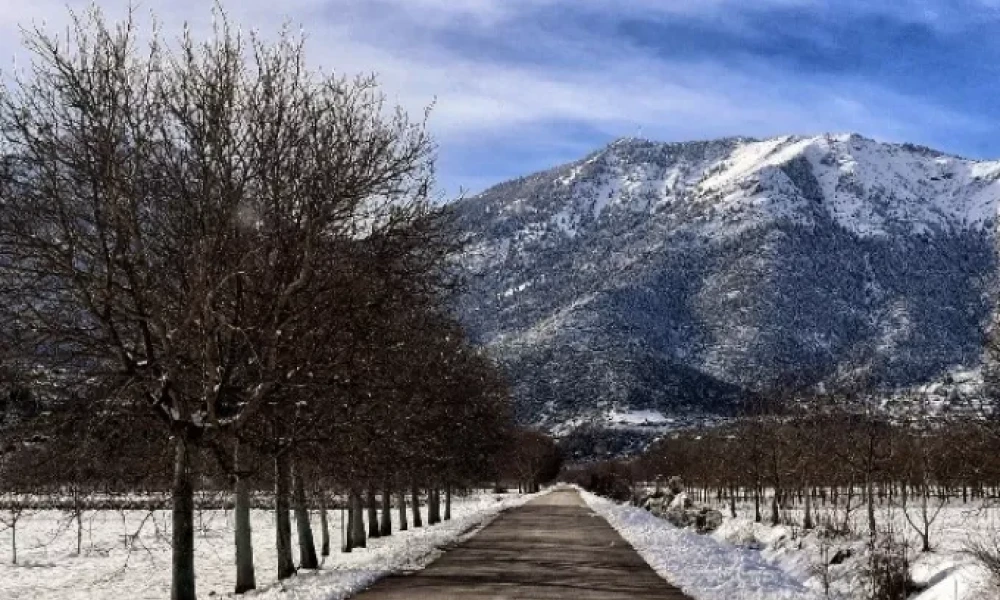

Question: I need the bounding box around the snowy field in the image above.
[0,491,534,600]
[585,488,1000,600]
[709,498,998,600]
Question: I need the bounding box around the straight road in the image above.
[352,488,693,599]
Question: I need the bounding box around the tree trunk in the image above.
[397,490,408,531]
[319,495,330,557]
[9,515,15,565]
[412,486,422,528]
[843,485,855,533]
[350,491,366,548]
[293,466,319,569]
[367,487,380,539]
[75,509,83,556]
[172,435,197,600]
[754,486,762,523]
[921,489,932,552]
[803,485,814,530]
[234,447,256,594]
[428,488,440,524]
[866,477,876,539]
[444,486,452,521]
[342,501,353,553]
[274,451,295,580]
[380,488,392,537]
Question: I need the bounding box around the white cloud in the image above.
[0,0,990,193]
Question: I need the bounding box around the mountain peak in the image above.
[598,132,956,160]
[486,133,1000,240]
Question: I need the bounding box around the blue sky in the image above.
[3,1,1000,194]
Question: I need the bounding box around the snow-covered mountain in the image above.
[452,134,1000,431]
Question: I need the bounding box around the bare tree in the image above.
[0,6,434,598]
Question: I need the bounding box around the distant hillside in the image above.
[452,134,999,432]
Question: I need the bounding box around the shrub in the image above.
[866,529,914,600]
[964,532,1000,594]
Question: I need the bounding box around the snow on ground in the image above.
[580,490,818,600]
[703,495,998,600]
[585,487,1000,599]
[604,408,671,426]
[648,492,1000,600]
[0,490,536,600]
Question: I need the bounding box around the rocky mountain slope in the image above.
[452,134,1000,431]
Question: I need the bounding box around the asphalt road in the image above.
[351,488,693,599]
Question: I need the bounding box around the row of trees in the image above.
[0,6,540,599]
[503,429,563,493]
[632,395,1000,552]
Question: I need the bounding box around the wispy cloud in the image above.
[1,1,997,193]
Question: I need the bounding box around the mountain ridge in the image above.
[452,133,999,435]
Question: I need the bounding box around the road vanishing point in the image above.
[353,488,693,599]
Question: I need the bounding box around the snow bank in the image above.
[580,491,818,600]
